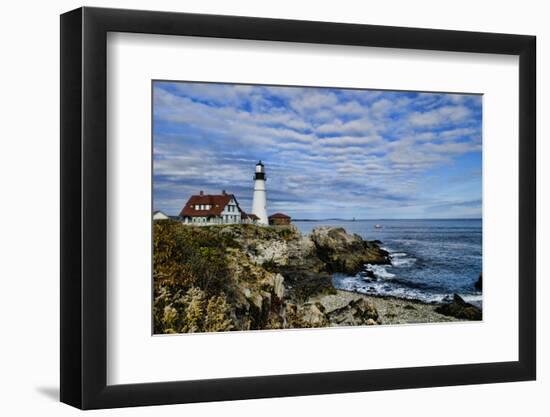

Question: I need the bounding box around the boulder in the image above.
[284,302,329,328]
[363,269,376,279]
[435,294,482,321]
[279,266,334,301]
[300,304,327,327]
[328,299,379,325]
[475,273,482,291]
[310,227,389,275]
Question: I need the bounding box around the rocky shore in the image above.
[314,290,460,325]
[153,221,481,334]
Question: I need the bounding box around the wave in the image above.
[334,276,482,304]
[334,260,482,305]
[334,274,445,303]
[364,264,395,279]
[389,252,417,267]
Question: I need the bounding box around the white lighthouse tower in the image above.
[252,161,268,225]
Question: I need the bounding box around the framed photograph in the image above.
[60,7,536,409]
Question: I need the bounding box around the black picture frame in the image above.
[60,6,536,410]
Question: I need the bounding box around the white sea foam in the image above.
[391,257,417,267]
[461,294,483,302]
[460,294,483,309]
[389,252,417,268]
[365,264,395,279]
[334,272,484,304]
[334,275,447,303]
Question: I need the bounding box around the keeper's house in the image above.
[268,212,291,226]
[179,190,258,225]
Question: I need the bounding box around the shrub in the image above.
[153,222,231,296]
[153,286,233,334]
[203,294,233,332]
[153,222,238,333]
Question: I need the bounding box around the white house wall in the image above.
[153,212,169,220]
[220,198,241,224]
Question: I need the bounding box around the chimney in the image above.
[222,189,226,195]
[199,190,204,195]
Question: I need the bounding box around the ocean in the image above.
[294,219,482,304]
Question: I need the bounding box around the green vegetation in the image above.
[153,221,236,333]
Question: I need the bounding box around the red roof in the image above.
[180,193,241,217]
[269,212,291,219]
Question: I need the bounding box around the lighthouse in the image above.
[251,161,268,225]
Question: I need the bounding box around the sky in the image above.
[153,81,482,219]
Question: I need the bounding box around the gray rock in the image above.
[435,294,482,321]
[475,273,482,291]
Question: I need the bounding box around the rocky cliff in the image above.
[153,222,389,333]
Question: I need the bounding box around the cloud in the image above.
[289,91,339,113]
[152,82,482,218]
[408,105,471,127]
[317,135,382,146]
[316,117,376,136]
